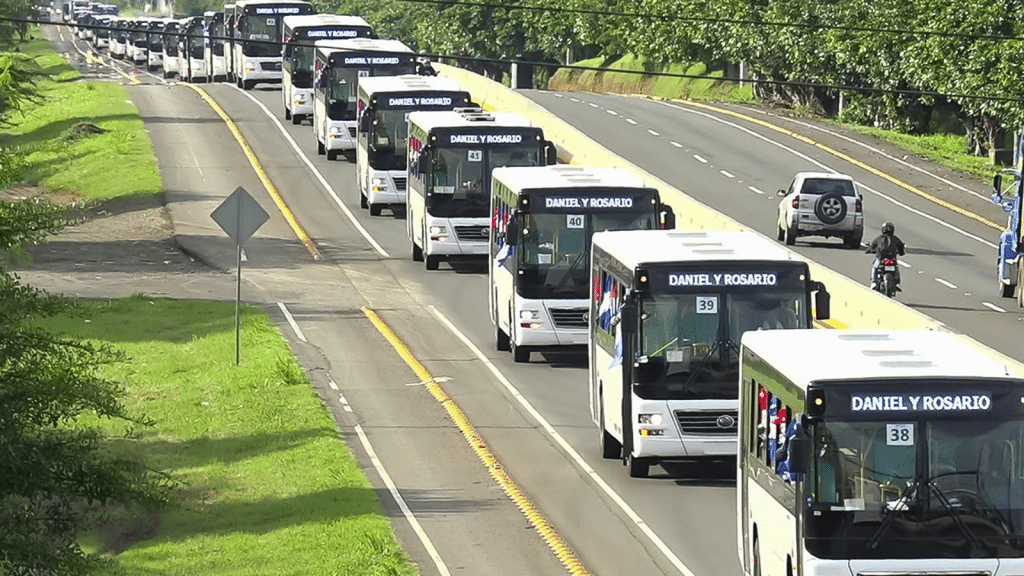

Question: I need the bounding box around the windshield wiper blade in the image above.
[868,470,985,552]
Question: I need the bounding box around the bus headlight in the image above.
[428,225,448,242]
[244,60,257,72]
[371,177,387,192]
[518,309,542,329]
[329,126,343,135]
[638,413,663,425]
[293,94,307,104]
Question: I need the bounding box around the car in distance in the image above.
[776,171,863,248]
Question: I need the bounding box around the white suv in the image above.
[777,172,863,249]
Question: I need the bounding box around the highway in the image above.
[50,23,1024,576]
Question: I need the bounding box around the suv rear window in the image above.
[801,179,855,197]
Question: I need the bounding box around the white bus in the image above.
[230,0,313,90]
[145,18,167,72]
[282,14,374,125]
[223,3,236,81]
[737,329,1024,576]
[408,110,557,271]
[161,19,181,78]
[312,38,418,161]
[490,166,674,363]
[590,229,830,478]
[354,75,471,216]
[204,10,227,82]
[178,15,207,83]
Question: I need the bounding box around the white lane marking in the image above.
[328,378,339,390]
[588,102,599,108]
[648,129,660,137]
[983,301,1007,313]
[428,305,698,576]
[749,186,764,195]
[749,109,992,203]
[354,424,453,576]
[329,378,353,412]
[569,97,580,102]
[898,260,912,268]
[654,101,998,250]
[277,302,307,342]
[235,90,390,258]
[626,119,638,125]
[554,93,564,98]
[607,109,618,116]
[720,170,735,179]
[693,154,708,164]
[670,141,683,148]
[935,278,958,289]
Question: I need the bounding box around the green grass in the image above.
[549,54,994,183]
[37,296,416,576]
[549,54,753,102]
[1,29,161,200]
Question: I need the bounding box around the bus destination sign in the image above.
[544,196,635,209]
[254,6,303,14]
[304,29,362,39]
[850,393,992,413]
[342,55,404,66]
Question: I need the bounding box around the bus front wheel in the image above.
[511,341,530,363]
[753,537,762,576]
[495,322,510,351]
[600,408,621,459]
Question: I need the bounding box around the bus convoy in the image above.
[68,7,1024,574]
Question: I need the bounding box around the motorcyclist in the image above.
[866,222,906,290]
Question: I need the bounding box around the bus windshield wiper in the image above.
[549,249,588,293]
[867,470,983,551]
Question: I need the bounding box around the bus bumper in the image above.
[212,56,225,78]
[367,172,407,206]
[633,400,737,458]
[425,224,489,256]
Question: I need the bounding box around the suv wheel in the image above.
[784,225,797,246]
[815,193,847,225]
[777,223,785,241]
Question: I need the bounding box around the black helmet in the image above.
[881,222,895,235]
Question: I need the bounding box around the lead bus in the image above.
[282,14,374,125]
[738,329,1024,576]
[490,166,673,363]
[355,75,471,216]
[230,0,313,90]
[408,110,556,271]
[591,229,830,478]
[313,38,418,161]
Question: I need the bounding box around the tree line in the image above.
[318,0,1024,160]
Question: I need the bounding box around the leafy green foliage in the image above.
[0,200,174,575]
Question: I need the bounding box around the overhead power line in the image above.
[396,0,1024,42]
[12,16,1024,104]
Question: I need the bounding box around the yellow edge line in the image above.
[679,100,1001,230]
[362,307,592,576]
[184,83,323,261]
[61,25,139,84]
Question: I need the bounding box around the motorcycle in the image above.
[871,257,900,298]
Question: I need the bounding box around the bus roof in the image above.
[741,329,1021,385]
[284,14,370,29]
[314,38,412,57]
[593,229,798,267]
[234,0,310,7]
[408,109,535,132]
[492,166,649,193]
[357,74,464,96]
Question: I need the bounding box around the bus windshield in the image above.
[148,26,163,51]
[367,110,409,171]
[806,418,1024,558]
[210,22,225,55]
[428,145,540,218]
[516,211,658,300]
[635,291,805,400]
[242,14,282,56]
[291,44,314,86]
[327,64,419,119]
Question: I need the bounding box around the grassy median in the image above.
[43,296,415,576]
[0,30,161,200]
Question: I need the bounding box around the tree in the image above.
[0,198,174,575]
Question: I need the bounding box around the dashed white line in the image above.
[749,186,765,195]
[277,302,307,342]
[720,170,735,179]
[626,119,638,125]
[898,260,912,268]
[569,97,580,102]
[693,154,708,164]
[670,141,683,148]
[607,109,618,116]
[648,129,660,136]
[588,102,599,108]
[983,301,1007,313]
[935,278,958,289]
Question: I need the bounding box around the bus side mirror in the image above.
[788,430,810,475]
[814,282,830,320]
[661,206,675,230]
[505,218,519,247]
[620,301,637,335]
[417,152,429,175]
[358,114,370,134]
[544,140,557,165]
[994,173,1003,195]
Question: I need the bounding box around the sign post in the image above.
[211,186,270,365]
